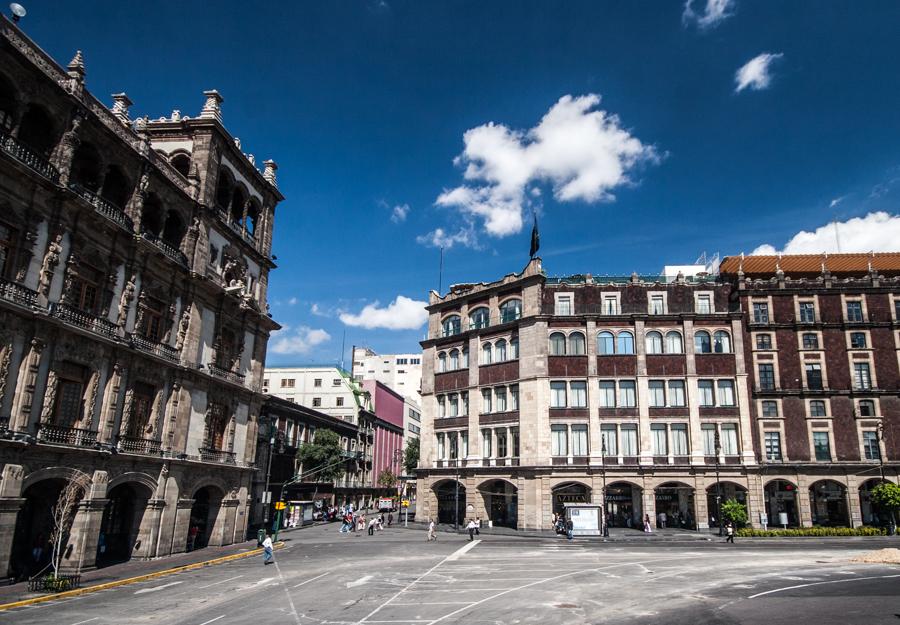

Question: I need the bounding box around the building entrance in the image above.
[764,479,799,527]
[435,481,466,526]
[604,482,642,528]
[654,482,696,529]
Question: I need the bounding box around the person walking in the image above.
[368,517,378,535]
[474,517,481,536]
[388,512,393,527]
[427,518,437,541]
[643,514,652,533]
[725,522,735,544]
[466,518,477,541]
[262,534,274,565]
[565,517,574,541]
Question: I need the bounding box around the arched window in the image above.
[101,166,131,210]
[17,105,57,156]
[230,185,247,225]
[568,332,585,355]
[694,330,712,354]
[645,331,663,354]
[461,347,469,367]
[598,331,614,355]
[437,352,447,373]
[549,332,566,356]
[665,331,683,354]
[469,307,490,330]
[442,315,461,337]
[449,349,459,370]
[247,200,261,236]
[617,331,635,355]
[509,338,519,359]
[714,330,732,353]
[170,152,191,177]
[0,73,16,133]
[162,210,186,247]
[500,299,522,323]
[141,194,164,237]
[70,143,103,192]
[215,169,234,212]
[482,342,493,365]
[496,339,508,362]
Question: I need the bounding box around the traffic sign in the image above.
[274,501,286,510]
[401,500,410,508]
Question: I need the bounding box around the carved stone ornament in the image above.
[175,304,191,351]
[39,231,63,297]
[117,274,136,327]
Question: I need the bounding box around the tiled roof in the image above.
[719,253,900,277]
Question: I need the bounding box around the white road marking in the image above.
[134,580,183,594]
[293,571,330,588]
[747,574,900,599]
[198,616,226,625]
[198,575,244,589]
[445,540,480,562]
[347,575,373,588]
[273,560,302,625]
[70,619,99,625]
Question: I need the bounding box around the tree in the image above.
[297,428,345,483]
[49,473,91,577]
[377,469,398,490]
[404,437,420,475]
[871,482,900,527]
[721,498,748,527]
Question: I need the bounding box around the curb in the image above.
[0,541,285,612]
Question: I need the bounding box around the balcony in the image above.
[37,424,98,447]
[0,131,60,184]
[225,218,257,247]
[207,363,246,386]
[117,435,162,456]
[0,278,38,309]
[200,447,236,464]
[51,303,119,340]
[130,334,180,364]
[70,183,134,232]
[141,232,188,267]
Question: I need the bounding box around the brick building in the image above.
[0,16,280,578]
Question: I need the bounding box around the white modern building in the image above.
[351,347,423,404]
[263,366,360,423]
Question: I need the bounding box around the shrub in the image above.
[736,526,886,538]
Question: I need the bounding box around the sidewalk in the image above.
[400,522,716,541]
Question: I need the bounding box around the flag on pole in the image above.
[529,213,540,258]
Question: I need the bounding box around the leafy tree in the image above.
[404,438,420,475]
[297,428,345,483]
[871,482,900,525]
[377,469,398,489]
[721,498,748,527]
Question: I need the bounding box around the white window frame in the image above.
[554,292,574,316]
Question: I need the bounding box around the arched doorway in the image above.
[809,480,849,527]
[434,481,466,526]
[97,483,150,566]
[859,479,888,526]
[10,479,66,579]
[604,482,642,529]
[654,482,696,529]
[552,482,591,517]
[764,479,799,527]
[188,486,224,551]
[480,480,517,529]
[706,482,748,529]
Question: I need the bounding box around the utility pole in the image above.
[454,466,460,531]
[263,413,275,526]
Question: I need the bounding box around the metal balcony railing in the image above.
[207,363,246,385]
[199,447,236,464]
[70,183,134,232]
[117,435,163,456]
[0,278,38,308]
[141,232,189,267]
[130,334,180,364]
[0,131,60,183]
[37,424,98,447]
[51,303,119,340]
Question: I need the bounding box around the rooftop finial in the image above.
[67,50,85,75]
[263,159,278,187]
[200,89,223,122]
[110,93,132,125]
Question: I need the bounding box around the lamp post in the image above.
[601,439,609,537]
[714,429,723,537]
[876,423,896,535]
[454,465,460,531]
[262,413,275,526]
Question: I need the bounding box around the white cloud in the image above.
[269,325,331,355]
[751,212,900,255]
[339,296,428,330]
[829,196,846,209]
[436,94,658,239]
[310,303,328,317]
[390,203,410,223]
[682,0,735,29]
[287,297,298,306]
[416,225,478,249]
[735,53,783,93]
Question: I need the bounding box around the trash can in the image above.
[257,528,266,546]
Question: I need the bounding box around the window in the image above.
[449,432,459,459]
[721,424,738,455]
[598,331,614,355]
[601,425,617,456]
[568,332,586,355]
[896,300,900,321]
[482,342,493,365]
[500,299,522,323]
[555,294,573,316]
[442,315,461,337]
[461,391,469,415]
[396,358,407,365]
[621,425,638,456]
[645,331,663,354]
[651,424,667,455]
[469,307,490,330]
[496,431,507,457]
[696,294,712,314]
[667,380,686,407]
[495,387,507,412]
[449,394,459,416]
[280,378,295,388]
[713,331,731,353]
[802,333,819,350]
[411,358,421,365]
[551,425,568,456]
[508,339,518,360]
[570,381,587,408]
[495,340,507,362]
[482,430,492,458]
[758,364,775,391]
[854,362,872,390]
[805,364,823,390]
[764,431,782,460]
[671,424,688,456]
[756,334,772,350]
[443,349,456,370]
[702,424,716,456]
[72,274,99,314]
[846,300,864,322]
[717,380,735,406]
[648,381,665,408]
[809,400,827,417]
[694,330,711,354]
[618,381,636,408]
[598,381,615,408]
[603,296,618,315]
[437,433,446,460]
[437,396,446,418]
[617,331,635,355]
[437,352,447,373]
[649,294,665,315]
[509,386,519,410]
[850,332,867,349]
[813,431,831,461]
[858,399,876,417]
[550,382,567,408]
[332,378,341,386]
[761,400,779,417]
[753,302,769,323]
[481,389,492,413]
[549,332,566,356]
[863,430,880,460]
[799,301,815,323]
[312,397,321,407]
[698,380,714,407]
[336,397,344,407]
[571,425,589,456]
[665,331,683,354]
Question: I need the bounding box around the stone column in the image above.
[0,464,25,578]
[63,498,108,572]
[220,499,239,546]
[10,338,47,432]
[170,498,195,555]
[133,499,165,561]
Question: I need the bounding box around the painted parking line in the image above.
[198,575,244,589]
[198,616,226,625]
[747,574,900,599]
[293,572,329,588]
[134,580,183,594]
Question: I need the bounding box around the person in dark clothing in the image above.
[565,518,574,540]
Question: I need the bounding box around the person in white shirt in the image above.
[427,519,437,541]
[262,535,274,565]
[466,519,478,541]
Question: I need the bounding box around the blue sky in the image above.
[22,0,900,365]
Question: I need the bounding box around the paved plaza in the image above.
[1,525,898,625]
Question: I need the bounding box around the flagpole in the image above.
[438,246,444,293]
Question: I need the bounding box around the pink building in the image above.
[362,381,405,491]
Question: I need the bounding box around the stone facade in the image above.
[0,16,281,578]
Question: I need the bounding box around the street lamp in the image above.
[601,438,609,537]
[262,414,276,526]
[876,423,896,536]
[714,429,723,536]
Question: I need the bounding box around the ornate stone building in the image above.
[0,16,280,578]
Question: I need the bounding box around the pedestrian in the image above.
[368,517,377,535]
[466,518,477,541]
[474,517,480,536]
[262,534,274,565]
[657,511,667,529]
[643,514,652,533]
[565,517,574,540]
[427,518,437,541]
[725,522,735,544]
[388,512,393,527]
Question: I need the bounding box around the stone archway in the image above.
[187,485,225,551]
[654,482,696,529]
[97,482,152,566]
[433,480,466,526]
[604,481,643,529]
[764,479,800,528]
[552,482,591,517]
[706,481,748,529]
[809,480,849,527]
[479,479,517,529]
[859,479,888,527]
[10,477,66,579]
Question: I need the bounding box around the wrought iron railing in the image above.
[0,277,38,308]
[51,303,119,340]
[117,435,163,455]
[199,447,236,464]
[141,232,189,267]
[69,183,134,232]
[37,424,98,447]
[130,334,180,364]
[207,363,246,385]
[0,131,60,183]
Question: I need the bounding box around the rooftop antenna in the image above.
[9,3,26,22]
[339,329,346,371]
